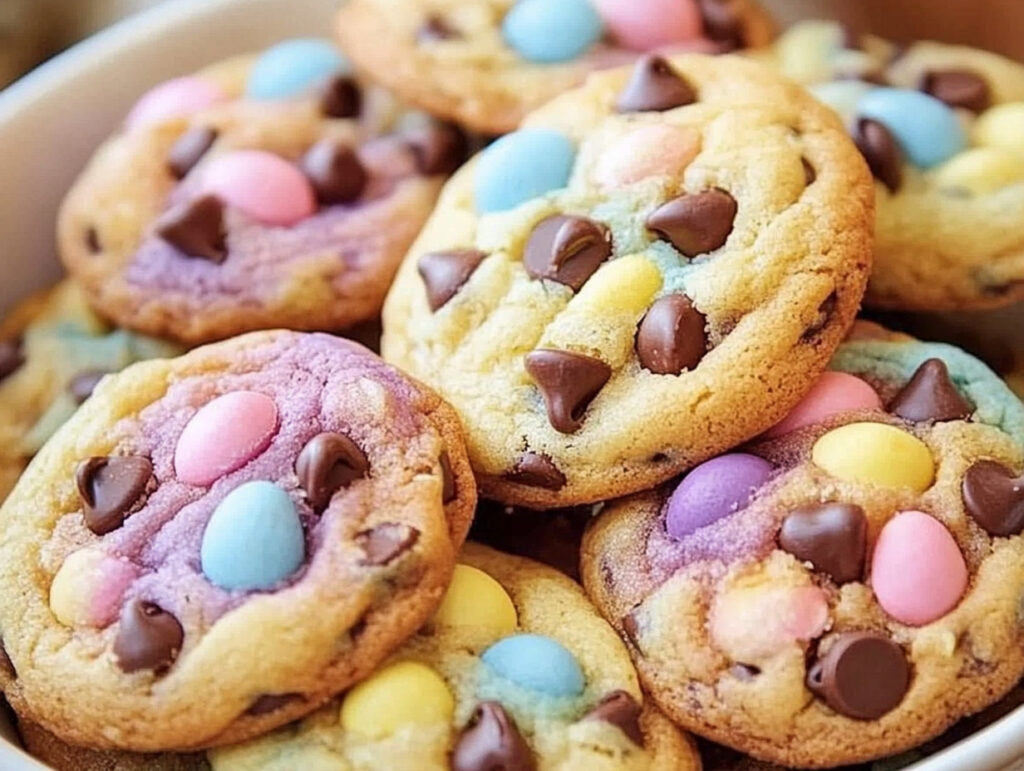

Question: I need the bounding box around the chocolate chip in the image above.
[451,702,535,771]
[616,55,697,113]
[321,75,361,119]
[698,0,744,49]
[85,226,102,254]
[439,451,456,503]
[404,123,468,175]
[356,523,419,565]
[635,295,707,375]
[525,349,611,433]
[802,157,816,185]
[301,139,368,205]
[245,693,303,716]
[418,249,487,311]
[296,432,369,512]
[584,691,644,746]
[68,369,109,405]
[418,15,459,42]
[888,358,973,423]
[167,126,217,179]
[920,69,990,113]
[506,452,566,491]
[806,632,910,720]
[853,118,903,193]
[0,340,24,383]
[75,456,153,535]
[113,599,184,674]
[523,215,611,292]
[155,194,227,263]
[647,189,737,257]
[779,503,867,584]
[802,291,837,340]
[962,460,1024,537]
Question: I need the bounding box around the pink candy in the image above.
[764,372,882,439]
[175,391,279,486]
[871,510,967,626]
[593,124,700,190]
[88,558,140,628]
[711,584,828,660]
[201,150,317,226]
[125,77,227,131]
[593,0,703,51]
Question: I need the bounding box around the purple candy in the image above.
[665,453,774,539]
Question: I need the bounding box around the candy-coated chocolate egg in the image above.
[433,564,518,634]
[482,633,585,696]
[473,130,575,213]
[340,661,454,738]
[812,422,934,492]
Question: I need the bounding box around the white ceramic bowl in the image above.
[0,1,1022,768]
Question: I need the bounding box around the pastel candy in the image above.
[857,88,967,168]
[593,124,700,190]
[125,77,226,131]
[175,391,279,485]
[871,510,967,626]
[809,81,874,124]
[482,633,585,696]
[764,372,882,438]
[473,130,575,213]
[711,585,828,661]
[934,147,1024,195]
[201,151,317,226]
[567,254,662,317]
[812,422,934,492]
[245,39,347,100]
[974,102,1024,156]
[593,0,702,51]
[200,481,305,591]
[50,549,139,628]
[502,0,604,63]
[666,453,774,539]
[432,564,518,634]
[340,661,454,739]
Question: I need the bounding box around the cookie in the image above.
[58,39,468,344]
[334,0,776,134]
[581,328,1024,767]
[382,53,874,508]
[0,280,181,501]
[758,20,1024,310]
[0,330,476,751]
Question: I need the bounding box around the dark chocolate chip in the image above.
[779,503,868,584]
[962,460,1024,537]
[418,249,487,311]
[647,189,737,257]
[888,358,973,423]
[356,523,420,565]
[523,215,611,292]
[321,75,361,119]
[802,291,838,340]
[155,194,227,263]
[802,157,816,185]
[853,118,903,193]
[616,55,697,113]
[418,15,459,42]
[405,123,468,175]
[698,0,744,49]
[296,432,369,512]
[167,126,217,179]
[75,456,153,536]
[68,369,109,405]
[635,294,707,375]
[506,452,566,491]
[0,340,25,383]
[300,139,368,205]
[85,226,102,254]
[439,451,456,503]
[806,632,910,720]
[245,693,303,716]
[920,69,990,113]
[113,599,184,674]
[451,702,536,771]
[583,690,644,746]
[525,349,611,433]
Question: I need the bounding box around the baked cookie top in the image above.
[759,20,1024,310]
[335,0,776,134]
[582,328,1024,767]
[0,331,475,752]
[382,53,874,508]
[59,39,466,344]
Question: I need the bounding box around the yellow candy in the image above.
[934,147,1024,195]
[568,254,661,317]
[340,661,454,739]
[812,422,934,492]
[50,549,104,627]
[975,102,1024,156]
[432,564,518,633]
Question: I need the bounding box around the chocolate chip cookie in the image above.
[382,53,874,508]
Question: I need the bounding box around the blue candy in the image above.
[201,481,305,591]
[857,88,967,169]
[481,633,585,697]
[474,129,575,213]
[502,0,604,63]
[246,39,348,100]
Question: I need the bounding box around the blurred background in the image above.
[2,0,1023,89]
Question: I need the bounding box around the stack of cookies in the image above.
[1,3,1024,770]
